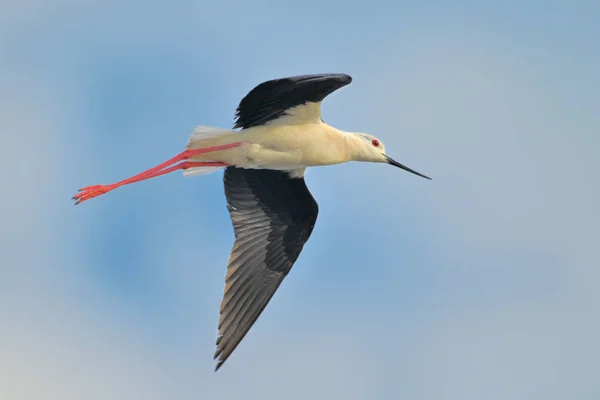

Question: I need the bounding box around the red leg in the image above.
[73,142,240,205]
[73,161,228,204]
[123,161,227,182]
[77,142,241,192]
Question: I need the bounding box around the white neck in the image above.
[343,132,372,162]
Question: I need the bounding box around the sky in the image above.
[1,1,599,399]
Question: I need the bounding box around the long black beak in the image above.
[385,155,432,180]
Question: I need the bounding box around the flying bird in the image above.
[73,73,431,370]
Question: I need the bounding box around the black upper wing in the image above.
[233,73,352,129]
[214,167,319,370]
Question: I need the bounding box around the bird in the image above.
[73,73,431,371]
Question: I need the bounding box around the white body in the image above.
[184,103,388,177]
[188,123,349,168]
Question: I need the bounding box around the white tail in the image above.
[188,125,236,146]
[184,125,236,177]
[183,165,224,177]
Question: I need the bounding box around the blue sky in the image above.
[1,1,599,399]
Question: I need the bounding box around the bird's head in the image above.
[350,133,431,180]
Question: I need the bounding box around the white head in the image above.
[349,133,431,180]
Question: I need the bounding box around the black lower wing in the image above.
[214,167,319,370]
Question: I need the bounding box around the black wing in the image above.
[233,73,352,129]
[214,167,319,370]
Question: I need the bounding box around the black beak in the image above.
[385,155,432,180]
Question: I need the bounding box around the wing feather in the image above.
[214,167,319,371]
[233,73,352,129]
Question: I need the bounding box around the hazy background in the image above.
[1,1,599,399]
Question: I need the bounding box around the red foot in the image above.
[73,185,115,205]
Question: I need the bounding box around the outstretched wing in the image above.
[233,73,352,129]
[214,167,319,370]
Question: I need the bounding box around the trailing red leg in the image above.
[73,142,240,205]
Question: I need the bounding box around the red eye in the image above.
[372,139,380,147]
